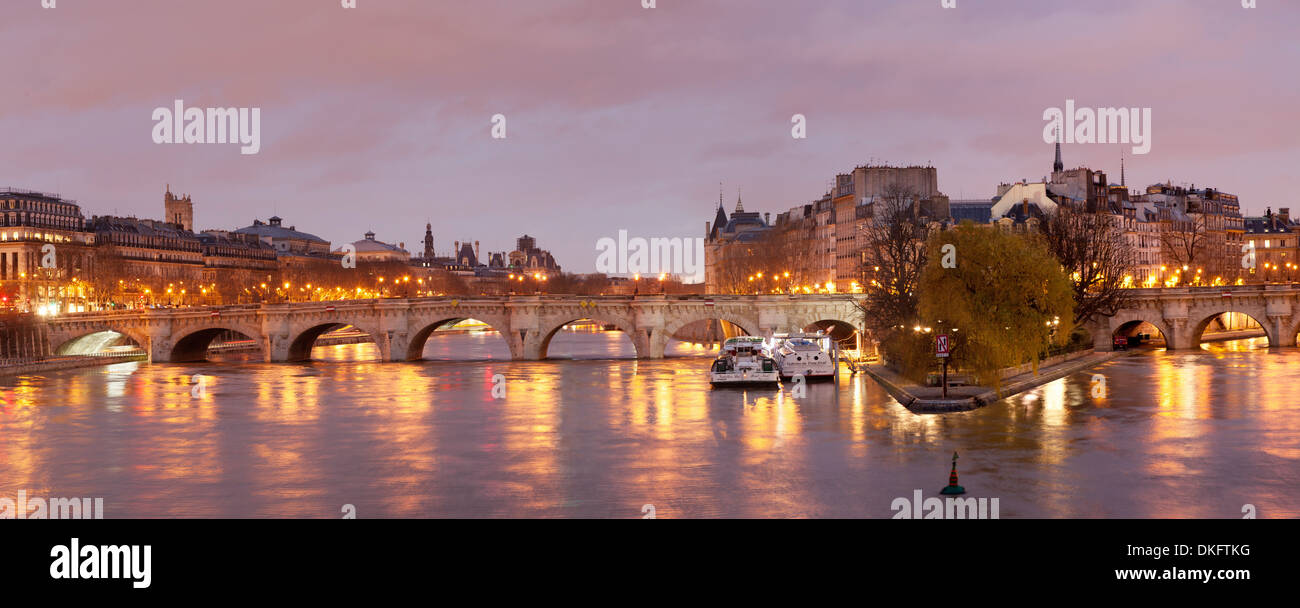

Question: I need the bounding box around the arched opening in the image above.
[53,330,144,357]
[540,318,639,359]
[666,318,751,357]
[803,319,857,345]
[1112,320,1167,349]
[802,319,866,364]
[287,324,378,362]
[172,327,262,362]
[1194,312,1270,350]
[406,317,511,361]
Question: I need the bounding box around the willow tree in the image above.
[917,224,1075,390]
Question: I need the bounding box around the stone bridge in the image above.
[46,295,862,363]
[1085,285,1300,350]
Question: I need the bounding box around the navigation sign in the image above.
[936,334,950,358]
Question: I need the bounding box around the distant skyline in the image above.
[3,0,1297,272]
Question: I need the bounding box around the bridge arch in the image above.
[800,317,860,342]
[534,314,643,360]
[1111,319,1168,347]
[405,316,512,361]
[663,311,759,340]
[1105,313,1174,350]
[285,321,383,362]
[169,323,265,362]
[654,310,762,359]
[52,326,149,356]
[1190,309,1274,348]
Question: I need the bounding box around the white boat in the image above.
[771,332,837,381]
[709,337,780,387]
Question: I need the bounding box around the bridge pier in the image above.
[384,331,412,362]
[1091,327,1112,352]
[262,333,290,362]
[516,328,543,360]
[645,328,671,359]
[1267,315,1295,347]
[144,336,169,363]
[629,327,660,360]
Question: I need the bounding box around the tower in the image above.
[422,223,434,260]
[1053,125,1064,175]
[164,184,194,231]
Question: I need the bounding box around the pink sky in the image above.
[2,0,1297,272]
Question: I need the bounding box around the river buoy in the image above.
[940,451,965,495]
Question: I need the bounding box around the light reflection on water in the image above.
[1,332,1296,518]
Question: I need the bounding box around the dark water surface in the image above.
[1,331,1296,518]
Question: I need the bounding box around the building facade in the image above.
[1244,207,1300,282]
[0,188,96,315]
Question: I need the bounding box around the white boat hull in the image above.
[710,369,780,386]
[773,342,837,381]
[777,367,836,381]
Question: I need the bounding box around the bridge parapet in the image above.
[43,294,865,363]
[1088,285,1300,350]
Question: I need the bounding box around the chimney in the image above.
[1280,208,1291,224]
[764,212,771,225]
[474,240,480,261]
[1022,198,1029,218]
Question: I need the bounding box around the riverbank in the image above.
[0,352,146,378]
[861,348,1134,413]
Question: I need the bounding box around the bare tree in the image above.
[1160,213,1210,285]
[711,234,784,294]
[857,184,927,337]
[1038,204,1135,324]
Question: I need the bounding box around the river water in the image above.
[1,330,1296,518]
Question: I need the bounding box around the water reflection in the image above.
[1,334,1296,518]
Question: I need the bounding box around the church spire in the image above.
[1053,124,1064,174]
[734,187,744,213]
